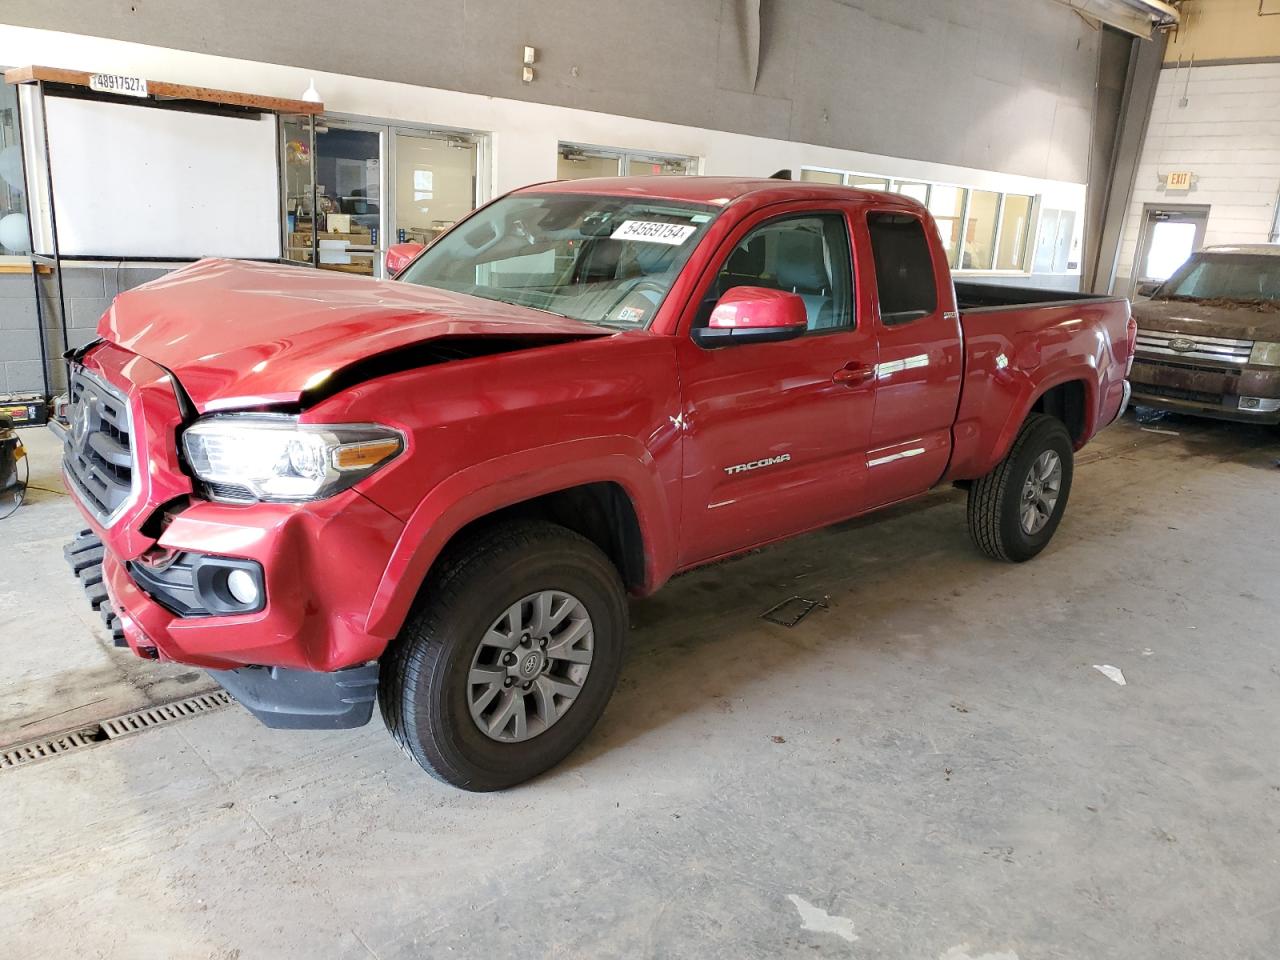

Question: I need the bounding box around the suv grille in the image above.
[63,367,136,523]
[1135,329,1253,367]
[1132,382,1225,406]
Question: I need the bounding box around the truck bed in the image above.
[955,280,1122,312]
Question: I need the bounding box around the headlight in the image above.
[1249,341,1280,366]
[182,415,404,502]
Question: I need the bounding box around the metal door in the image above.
[1131,204,1209,296]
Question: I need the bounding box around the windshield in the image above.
[398,193,719,328]
[1158,253,1280,304]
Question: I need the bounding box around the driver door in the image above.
[674,205,879,566]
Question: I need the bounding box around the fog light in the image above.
[226,568,261,607]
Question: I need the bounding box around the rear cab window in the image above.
[866,212,938,326]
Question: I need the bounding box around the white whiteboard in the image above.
[44,96,281,259]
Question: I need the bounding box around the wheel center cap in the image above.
[518,650,544,678]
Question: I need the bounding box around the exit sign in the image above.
[1165,171,1193,190]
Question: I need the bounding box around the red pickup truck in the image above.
[60,178,1135,789]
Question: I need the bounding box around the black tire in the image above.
[379,520,627,791]
[967,413,1074,563]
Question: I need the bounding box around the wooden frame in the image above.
[4,65,323,115]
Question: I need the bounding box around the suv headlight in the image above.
[1249,341,1280,366]
[182,415,404,502]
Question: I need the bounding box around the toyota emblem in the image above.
[70,397,93,451]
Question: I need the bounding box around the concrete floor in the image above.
[1,414,1278,959]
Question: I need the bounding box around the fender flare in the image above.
[363,435,675,639]
[983,364,1099,476]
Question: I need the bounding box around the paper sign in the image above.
[88,73,149,97]
[1165,171,1192,190]
[610,220,697,245]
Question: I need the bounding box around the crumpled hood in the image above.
[1133,297,1280,342]
[100,259,611,412]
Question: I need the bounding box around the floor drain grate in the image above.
[1,689,233,772]
[99,691,233,738]
[1,728,103,769]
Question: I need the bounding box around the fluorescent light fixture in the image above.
[1052,0,1179,37]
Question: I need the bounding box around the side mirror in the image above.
[1136,281,1161,299]
[385,242,426,278]
[692,286,808,348]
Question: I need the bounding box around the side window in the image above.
[702,214,854,332]
[866,212,938,326]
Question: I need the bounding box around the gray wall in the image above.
[0,267,166,396]
[4,0,1101,183]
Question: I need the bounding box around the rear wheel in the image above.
[967,413,1074,562]
[379,520,627,791]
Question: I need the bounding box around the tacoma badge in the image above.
[724,454,791,475]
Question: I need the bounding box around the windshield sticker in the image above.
[615,305,648,325]
[611,220,698,245]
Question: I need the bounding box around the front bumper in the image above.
[87,491,405,672]
[1129,389,1280,425]
[1130,355,1280,425]
[65,529,384,728]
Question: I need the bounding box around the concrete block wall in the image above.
[1116,62,1280,292]
[0,265,170,396]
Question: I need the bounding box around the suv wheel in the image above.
[967,413,1074,562]
[380,521,627,791]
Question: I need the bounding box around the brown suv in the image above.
[1130,245,1280,424]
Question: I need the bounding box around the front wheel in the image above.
[379,520,627,791]
[967,413,1074,562]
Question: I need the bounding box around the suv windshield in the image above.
[398,193,719,328]
[1159,253,1280,304]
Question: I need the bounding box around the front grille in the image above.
[1135,329,1253,367]
[1132,382,1225,405]
[63,368,136,524]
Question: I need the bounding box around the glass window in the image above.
[892,181,930,204]
[996,195,1033,270]
[800,169,843,185]
[704,214,854,332]
[628,154,696,176]
[313,124,381,276]
[1143,221,1199,282]
[848,176,889,191]
[928,185,967,269]
[961,190,999,270]
[557,146,696,179]
[394,131,477,245]
[0,76,29,254]
[867,212,937,325]
[558,150,622,180]
[399,192,717,329]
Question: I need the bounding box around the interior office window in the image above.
[867,212,937,326]
[0,75,29,255]
[961,190,1000,270]
[558,144,697,180]
[892,181,930,204]
[800,169,843,185]
[708,214,853,332]
[848,176,889,190]
[928,185,967,268]
[395,131,478,244]
[996,194,1033,270]
[629,154,696,176]
[558,148,622,180]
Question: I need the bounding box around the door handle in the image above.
[832,363,874,386]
